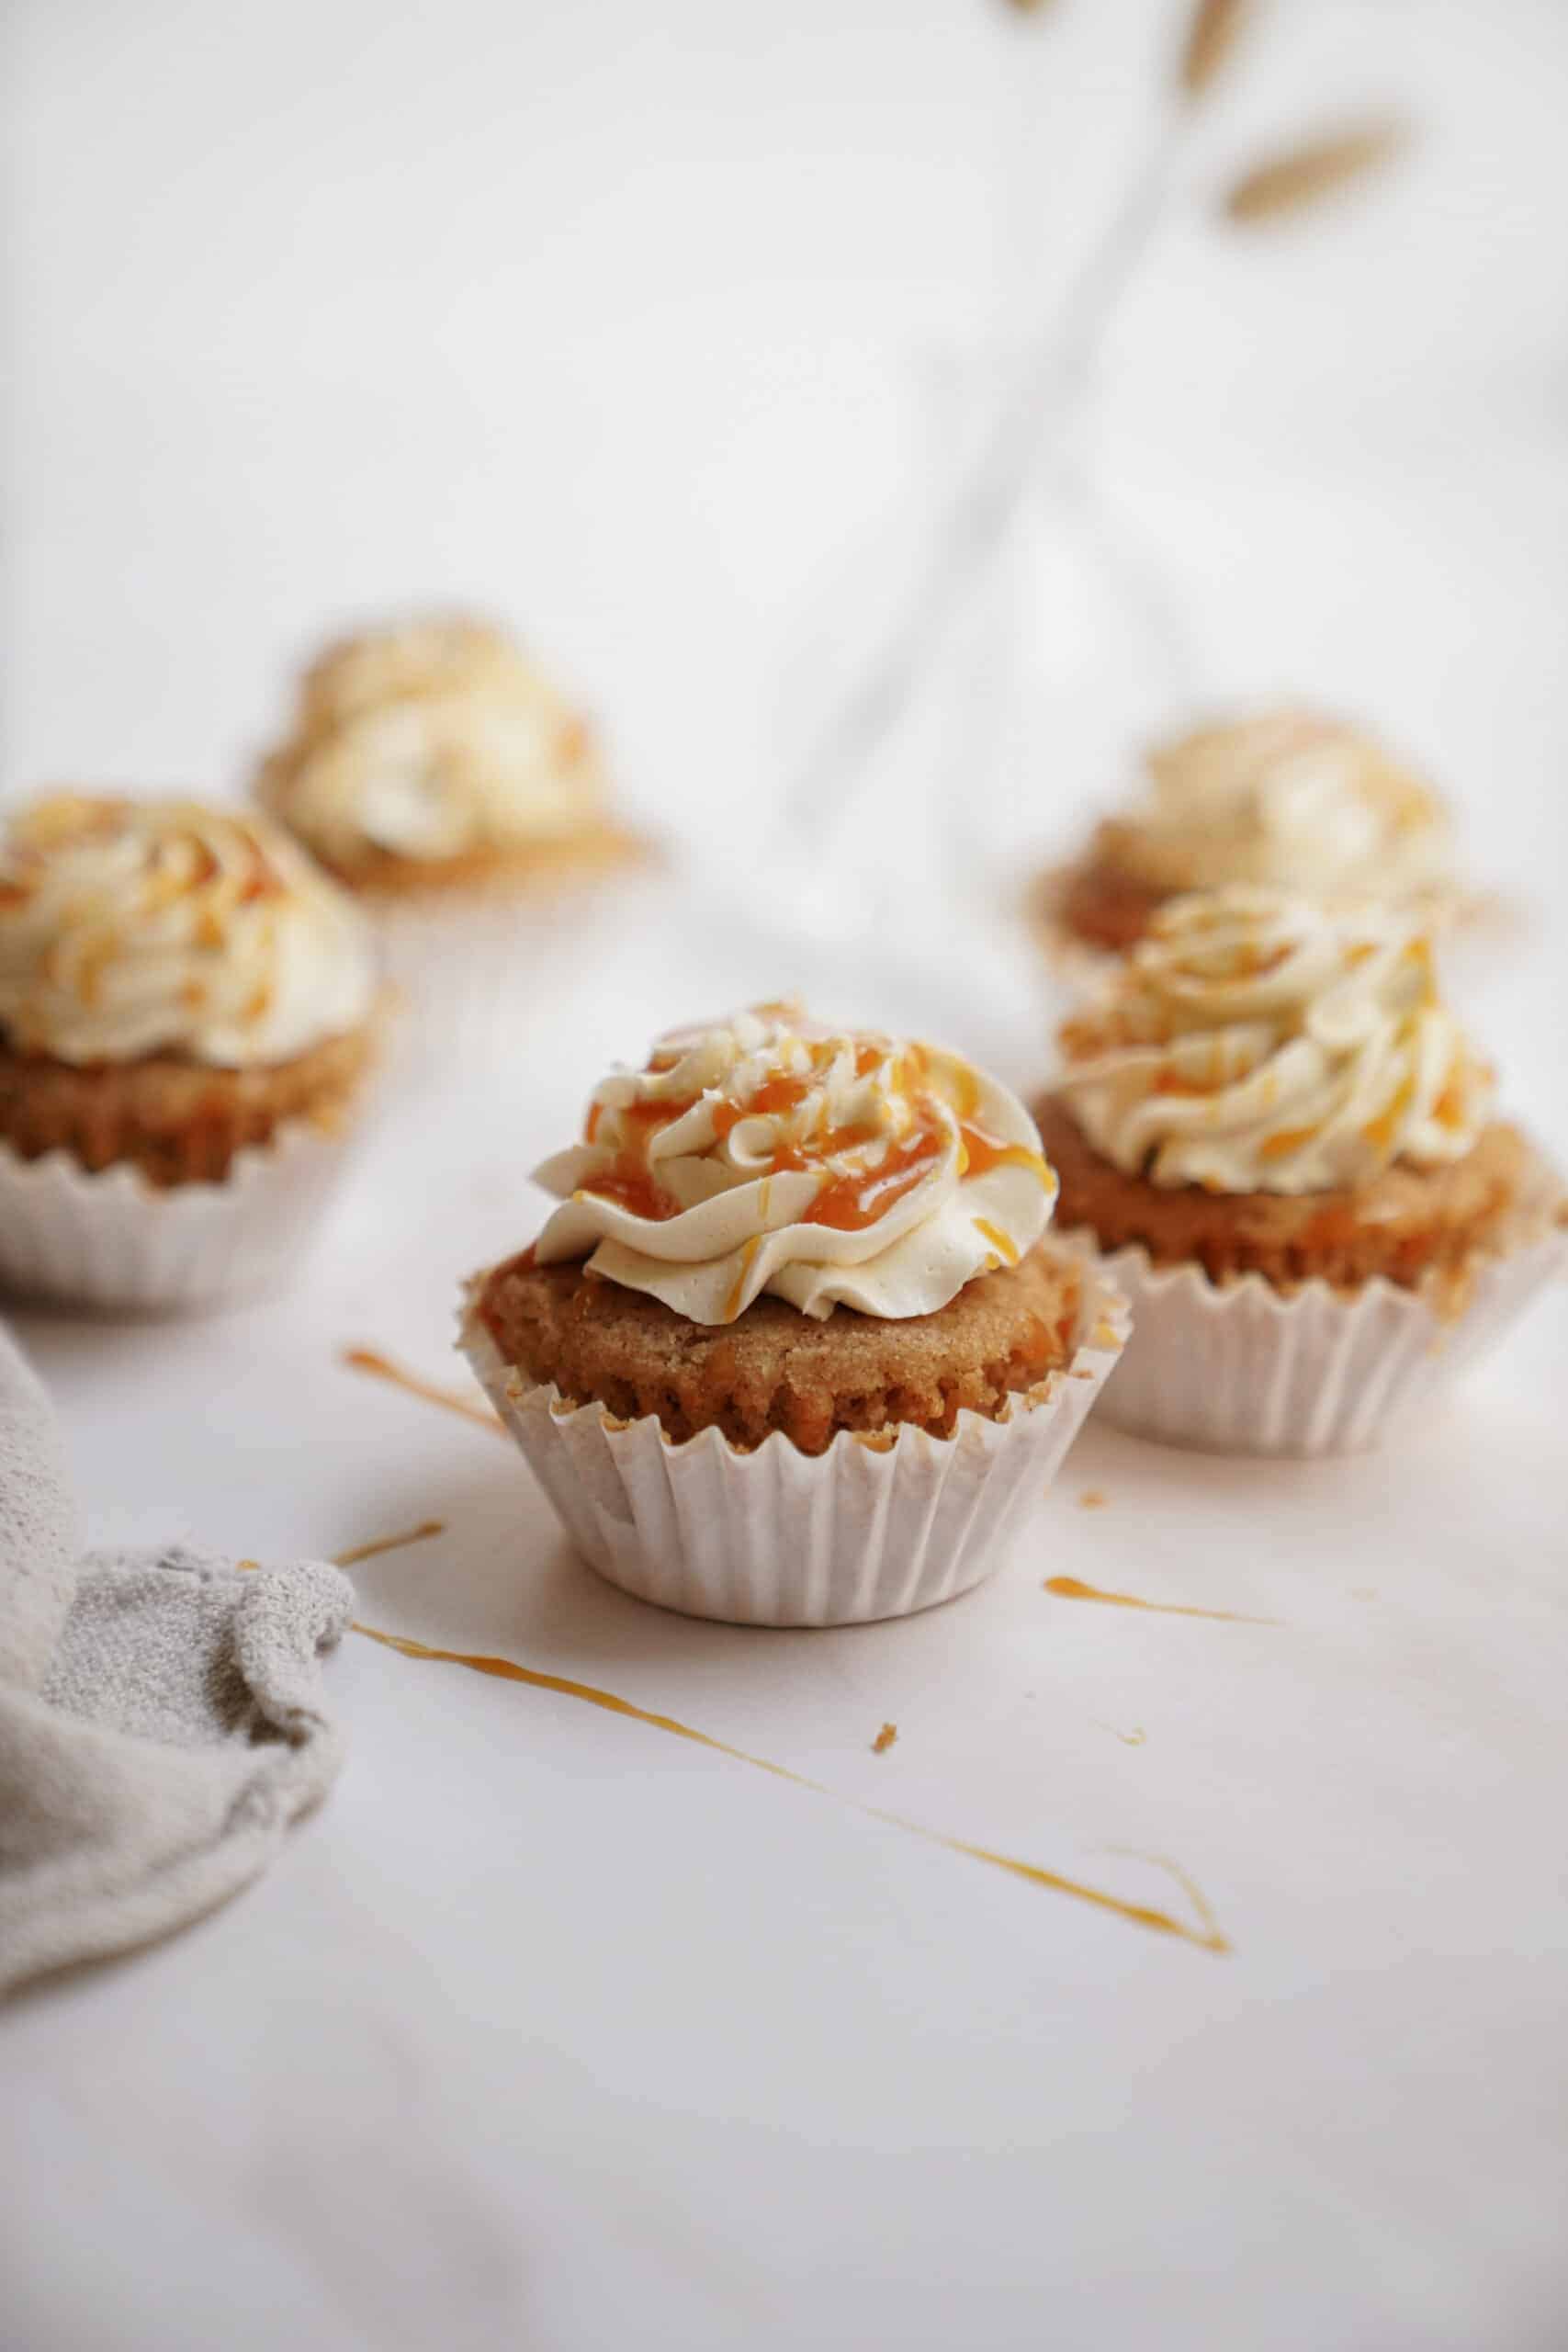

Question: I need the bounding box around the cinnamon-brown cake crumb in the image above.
[477,1245,1084,1455]
[1036,1095,1566,1293]
[0,1023,375,1185]
[872,1723,897,1755]
[1033,846,1165,955]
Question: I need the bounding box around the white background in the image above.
[5,3,1568,2347]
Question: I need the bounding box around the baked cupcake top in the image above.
[532,1003,1058,1323]
[0,795,376,1067]
[1055,888,1493,1195]
[256,615,607,877]
[1094,707,1455,905]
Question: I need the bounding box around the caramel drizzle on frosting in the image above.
[574,1022,1053,1234]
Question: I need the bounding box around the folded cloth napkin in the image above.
[0,1324,353,1998]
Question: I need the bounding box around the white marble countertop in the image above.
[5,0,1568,2343]
[6,882,1567,2352]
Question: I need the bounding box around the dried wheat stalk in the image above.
[1224,119,1410,223]
[1179,0,1254,100]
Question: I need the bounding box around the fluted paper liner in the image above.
[375,849,656,1071]
[459,1268,1131,1626]
[0,1122,357,1312]
[1062,1227,1565,1456]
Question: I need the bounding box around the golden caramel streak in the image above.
[351,1621,1230,1953]
[1045,1575,1275,1626]
[341,1347,502,1433]
[333,1519,446,1568]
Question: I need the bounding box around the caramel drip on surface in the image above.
[334,1519,446,1568]
[1045,1575,1275,1626]
[341,1348,502,1434]
[350,1623,1230,1953]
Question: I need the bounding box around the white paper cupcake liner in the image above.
[458,1268,1131,1626]
[0,1122,359,1313]
[373,893,559,1073]
[374,860,659,1073]
[1061,1227,1566,1456]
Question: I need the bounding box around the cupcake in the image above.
[255,614,644,1057]
[1036,707,1460,968]
[0,794,380,1308]
[460,1004,1128,1625]
[1034,888,1565,1454]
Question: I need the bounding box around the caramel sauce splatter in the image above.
[723,1234,763,1322]
[1258,1125,1316,1161]
[972,1216,1020,1268]
[957,1123,1051,1183]
[1077,1489,1108,1511]
[872,1722,897,1756]
[1045,1575,1274,1626]
[350,1622,1229,1953]
[1361,1072,1416,1158]
[334,1519,446,1569]
[341,1348,502,1434]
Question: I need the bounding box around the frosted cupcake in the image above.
[1038,707,1460,966]
[255,614,643,1057]
[0,794,379,1308]
[1034,888,1564,1453]
[461,1004,1128,1624]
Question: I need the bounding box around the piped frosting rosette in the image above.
[1051,890,1562,1455]
[531,1005,1057,1323]
[0,794,375,1068]
[462,1005,1129,1625]
[1038,708,1470,995]
[1115,708,1456,906]
[1056,888,1492,1194]
[0,796,379,1309]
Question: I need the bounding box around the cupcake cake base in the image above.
[461,1252,1130,1626]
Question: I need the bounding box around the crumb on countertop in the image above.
[872,1722,897,1756]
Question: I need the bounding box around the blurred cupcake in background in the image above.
[0,794,380,1309]
[1034,707,1463,977]
[256,613,647,1061]
[461,1001,1128,1625]
[1033,887,1564,1455]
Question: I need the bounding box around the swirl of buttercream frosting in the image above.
[532,1004,1058,1324]
[1100,707,1456,903]
[0,795,376,1067]
[257,616,606,871]
[1055,888,1493,1194]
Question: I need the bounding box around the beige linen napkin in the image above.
[0,1324,352,1997]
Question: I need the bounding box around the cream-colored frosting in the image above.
[533,1004,1058,1324]
[1055,889,1492,1194]
[0,796,377,1067]
[1100,708,1455,903]
[258,616,606,870]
